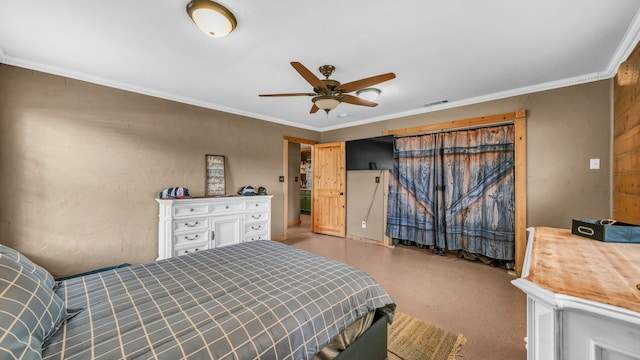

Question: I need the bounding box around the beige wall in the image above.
[346,171,387,241]
[324,80,613,233]
[0,65,613,276]
[0,65,319,276]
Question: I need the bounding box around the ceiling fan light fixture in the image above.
[186,0,237,38]
[313,95,341,111]
[356,88,381,102]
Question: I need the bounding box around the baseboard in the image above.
[346,235,384,245]
[288,220,302,226]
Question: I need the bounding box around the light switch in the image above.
[589,158,600,170]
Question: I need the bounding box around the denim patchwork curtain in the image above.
[386,124,515,260]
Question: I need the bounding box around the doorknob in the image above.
[340,192,344,196]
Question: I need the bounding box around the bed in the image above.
[0,240,395,359]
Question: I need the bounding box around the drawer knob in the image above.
[251,225,262,231]
[185,235,199,241]
[185,221,199,227]
[255,204,259,207]
[225,205,229,209]
[190,208,195,212]
[252,214,262,219]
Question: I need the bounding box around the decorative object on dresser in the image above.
[512,227,640,360]
[205,154,226,196]
[158,186,192,199]
[571,218,640,243]
[156,195,272,259]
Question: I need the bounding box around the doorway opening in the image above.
[282,136,317,240]
[300,145,312,216]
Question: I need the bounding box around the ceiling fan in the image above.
[259,62,396,115]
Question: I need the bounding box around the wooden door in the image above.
[312,142,346,237]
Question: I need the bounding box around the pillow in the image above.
[0,255,67,360]
[0,244,55,289]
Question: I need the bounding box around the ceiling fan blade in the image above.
[310,104,319,113]
[259,93,316,97]
[342,94,378,107]
[338,73,396,93]
[291,62,327,91]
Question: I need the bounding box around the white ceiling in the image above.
[1,1,640,131]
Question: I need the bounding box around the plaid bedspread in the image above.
[42,240,395,360]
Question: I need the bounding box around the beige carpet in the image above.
[388,311,467,360]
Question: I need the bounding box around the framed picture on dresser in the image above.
[205,154,226,196]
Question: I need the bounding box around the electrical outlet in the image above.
[361,221,366,229]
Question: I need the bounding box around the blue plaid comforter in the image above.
[43,240,395,359]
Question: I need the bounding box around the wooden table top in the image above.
[526,227,640,313]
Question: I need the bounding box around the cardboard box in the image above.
[571,219,640,243]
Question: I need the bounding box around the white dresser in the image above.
[156,195,273,259]
[512,227,640,360]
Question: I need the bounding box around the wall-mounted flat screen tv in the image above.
[345,135,395,170]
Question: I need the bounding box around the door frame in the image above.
[281,136,318,241]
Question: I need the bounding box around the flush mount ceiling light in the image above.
[356,88,381,102]
[186,0,237,38]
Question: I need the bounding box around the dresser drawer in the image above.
[244,233,269,242]
[174,230,209,245]
[173,217,209,233]
[245,199,270,211]
[174,204,209,217]
[211,201,244,214]
[245,211,269,223]
[244,222,268,234]
[174,243,209,257]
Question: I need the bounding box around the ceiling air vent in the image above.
[422,100,449,107]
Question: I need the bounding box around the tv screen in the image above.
[346,135,395,170]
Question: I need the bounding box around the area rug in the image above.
[388,311,467,360]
